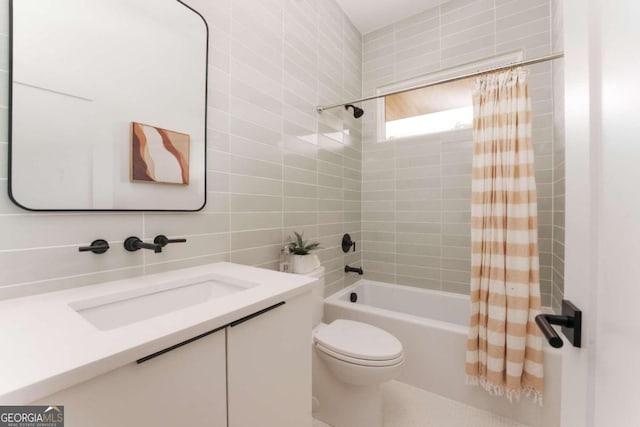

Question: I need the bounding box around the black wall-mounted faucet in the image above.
[124,236,162,253]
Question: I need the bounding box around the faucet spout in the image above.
[137,241,163,253]
[344,265,364,275]
[124,237,162,253]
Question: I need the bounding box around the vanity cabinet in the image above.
[227,292,312,427]
[32,292,312,427]
[35,329,227,427]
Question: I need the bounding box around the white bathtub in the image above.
[324,280,561,427]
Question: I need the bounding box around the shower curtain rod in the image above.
[316,52,564,113]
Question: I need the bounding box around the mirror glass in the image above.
[9,0,208,210]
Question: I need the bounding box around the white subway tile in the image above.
[496,0,550,19]
[230,96,283,134]
[284,211,318,228]
[0,245,143,287]
[207,171,230,193]
[230,155,282,180]
[441,10,494,37]
[284,196,318,212]
[230,59,282,100]
[230,194,282,212]
[231,212,282,231]
[0,214,142,250]
[441,22,494,49]
[145,213,229,236]
[395,19,440,45]
[496,17,550,41]
[229,116,282,146]
[230,244,281,265]
[229,135,282,164]
[230,174,282,196]
[230,39,283,83]
[440,0,494,23]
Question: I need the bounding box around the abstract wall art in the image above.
[130,122,190,185]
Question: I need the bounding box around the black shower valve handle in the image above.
[153,235,187,247]
[341,233,356,253]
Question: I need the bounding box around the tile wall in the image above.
[0,0,362,299]
[359,0,563,306]
[0,0,565,305]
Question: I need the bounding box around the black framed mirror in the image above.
[9,0,208,211]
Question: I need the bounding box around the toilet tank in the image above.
[301,266,325,327]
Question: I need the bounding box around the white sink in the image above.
[70,275,257,331]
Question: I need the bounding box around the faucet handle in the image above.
[154,235,187,247]
[78,239,110,254]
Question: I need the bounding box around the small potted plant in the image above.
[287,232,321,274]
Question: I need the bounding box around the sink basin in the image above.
[70,275,256,331]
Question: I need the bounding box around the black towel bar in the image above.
[535,300,582,348]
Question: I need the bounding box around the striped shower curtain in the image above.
[465,68,544,403]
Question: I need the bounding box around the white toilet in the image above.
[306,267,404,427]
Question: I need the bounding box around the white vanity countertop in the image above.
[0,262,315,404]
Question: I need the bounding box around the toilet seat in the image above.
[313,319,403,365]
[315,342,404,367]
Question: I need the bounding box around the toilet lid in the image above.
[313,320,403,361]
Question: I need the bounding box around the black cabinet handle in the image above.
[137,301,286,364]
[136,325,225,364]
[78,239,110,254]
[229,301,285,327]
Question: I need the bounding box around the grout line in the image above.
[0,266,145,290]
[144,249,232,265]
[495,1,551,22]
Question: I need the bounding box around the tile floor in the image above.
[312,381,528,427]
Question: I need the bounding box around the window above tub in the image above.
[384,77,475,140]
[376,51,523,142]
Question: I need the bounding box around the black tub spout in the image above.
[344,265,363,275]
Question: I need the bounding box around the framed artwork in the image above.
[131,122,190,185]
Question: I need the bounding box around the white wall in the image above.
[562,0,640,425]
[0,0,362,299]
[592,0,640,420]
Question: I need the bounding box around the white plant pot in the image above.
[291,254,320,274]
